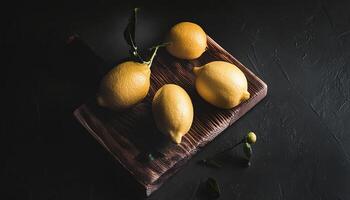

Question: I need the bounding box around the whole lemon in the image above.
[166,22,207,60]
[152,84,194,144]
[193,61,250,109]
[97,61,151,110]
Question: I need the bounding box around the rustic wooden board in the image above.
[73,36,267,196]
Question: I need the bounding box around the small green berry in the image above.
[247,132,257,144]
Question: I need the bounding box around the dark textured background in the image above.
[3,0,350,199]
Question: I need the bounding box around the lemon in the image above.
[193,61,250,109]
[152,84,194,144]
[166,22,207,60]
[97,61,151,110]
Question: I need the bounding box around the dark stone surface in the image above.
[3,0,350,199]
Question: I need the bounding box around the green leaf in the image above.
[205,177,221,199]
[123,8,144,62]
[123,8,139,49]
[148,153,155,161]
[243,142,252,159]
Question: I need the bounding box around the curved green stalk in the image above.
[146,46,160,67]
[146,43,170,67]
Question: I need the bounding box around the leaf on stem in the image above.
[243,142,252,159]
[123,8,145,62]
[148,153,155,161]
[205,177,221,199]
[123,8,139,49]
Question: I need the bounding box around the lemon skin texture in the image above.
[193,61,250,109]
[152,84,194,144]
[166,22,207,60]
[97,61,151,110]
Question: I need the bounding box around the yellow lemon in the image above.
[152,84,194,144]
[193,61,250,109]
[166,22,207,60]
[97,61,150,110]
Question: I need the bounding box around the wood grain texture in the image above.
[73,36,267,196]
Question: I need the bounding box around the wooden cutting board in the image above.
[73,36,267,196]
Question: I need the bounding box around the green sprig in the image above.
[198,131,257,168]
[205,177,221,199]
[123,8,169,66]
[124,8,144,62]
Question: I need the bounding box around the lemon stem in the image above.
[200,138,245,164]
[146,42,170,67]
[146,46,159,68]
[208,138,246,159]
